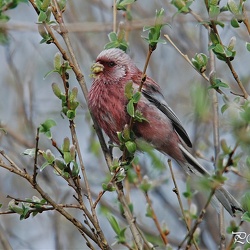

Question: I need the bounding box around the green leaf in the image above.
[38,11,47,22]
[72,161,79,177]
[41,0,50,12]
[66,110,76,120]
[64,152,71,164]
[139,176,152,192]
[39,119,56,138]
[102,182,116,192]
[221,104,229,114]
[242,211,250,222]
[145,204,153,218]
[134,110,148,122]
[209,5,220,18]
[22,148,36,157]
[40,161,50,171]
[246,42,250,52]
[132,92,141,103]
[108,32,117,42]
[125,141,136,154]
[142,8,167,49]
[127,99,135,117]
[241,191,250,212]
[209,31,220,45]
[231,17,240,28]
[213,44,225,54]
[57,0,67,10]
[208,78,229,89]
[107,215,121,235]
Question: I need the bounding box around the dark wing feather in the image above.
[142,88,192,148]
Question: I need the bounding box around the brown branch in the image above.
[0,157,100,246]
[33,127,39,183]
[209,44,226,249]
[242,2,250,35]
[136,163,169,246]
[164,34,226,97]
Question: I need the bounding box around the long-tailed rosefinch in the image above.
[88,48,243,216]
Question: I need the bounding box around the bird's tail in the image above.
[177,144,243,216]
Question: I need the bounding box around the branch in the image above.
[168,160,199,250]
[0,154,100,246]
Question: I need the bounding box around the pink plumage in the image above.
[88,48,243,216]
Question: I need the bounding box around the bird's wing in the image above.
[141,85,192,148]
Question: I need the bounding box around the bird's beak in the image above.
[90,62,104,78]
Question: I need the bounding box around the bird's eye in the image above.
[108,61,116,67]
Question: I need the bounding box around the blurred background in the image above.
[0,0,250,249]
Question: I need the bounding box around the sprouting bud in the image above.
[69,101,79,111]
[171,0,189,13]
[58,0,67,11]
[221,139,231,154]
[125,141,137,154]
[195,53,208,73]
[55,159,66,170]
[190,203,197,215]
[52,82,62,98]
[139,175,152,192]
[45,149,55,163]
[32,196,41,203]
[41,0,51,12]
[69,145,76,159]
[62,137,70,152]
[8,200,23,214]
[228,36,236,51]
[209,0,220,6]
[194,227,201,238]
[38,24,48,38]
[54,52,62,71]
[209,70,217,86]
[227,0,239,15]
[123,124,131,141]
[70,87,78,101]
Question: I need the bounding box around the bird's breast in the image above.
[88,81,129,144]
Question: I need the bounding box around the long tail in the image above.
[177,144,243,216]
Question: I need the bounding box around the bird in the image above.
[88,48,243,216]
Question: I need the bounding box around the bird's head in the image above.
[91,48,137,84]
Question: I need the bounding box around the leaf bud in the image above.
[51,82,62,98]
[228,36,236,51]
[62,137,70,152]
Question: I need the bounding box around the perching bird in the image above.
[88,48,243,216]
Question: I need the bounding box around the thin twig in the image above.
[179,190,215,249]
[0,157,100,245]
[168,160,199,250]
[51,2,109,248]
[113,0,117,33]
[209,35,226,249]
[136,164,168,246]
[242,2,250,35]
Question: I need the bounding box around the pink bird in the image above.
[88,48,243,216]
